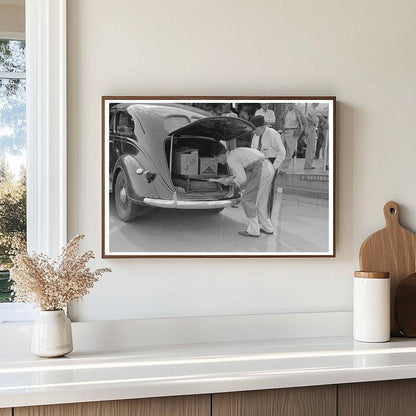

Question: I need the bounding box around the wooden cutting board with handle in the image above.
[359,201,416,336]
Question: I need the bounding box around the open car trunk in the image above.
[165,136,235,199]
[164,116,254,199]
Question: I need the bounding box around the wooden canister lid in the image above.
[354,271,390,279]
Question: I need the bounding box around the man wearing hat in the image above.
[250,115,286,171]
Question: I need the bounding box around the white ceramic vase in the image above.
[31,310,73,357]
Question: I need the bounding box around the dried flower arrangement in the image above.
[10,234,111,311]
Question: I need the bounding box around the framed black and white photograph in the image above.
[102,96,336,258]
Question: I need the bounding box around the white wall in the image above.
[0,3,24,33]
[67,0,416,322]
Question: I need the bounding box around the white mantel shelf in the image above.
[2,336,416,409]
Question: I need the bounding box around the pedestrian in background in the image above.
[319,107,330,170]
[238,103,251,121]
[207,103,225,117]
[255,103,276,126]
[279,103,305,173]
[208,103,237,151]
[250,115,285,171]
[211,143,275,237]
[315,118,326,160]
[222,103,238,118]
[304,103,319,169]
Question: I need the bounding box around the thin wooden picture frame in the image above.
[102,96,336,258]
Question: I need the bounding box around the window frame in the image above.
[0,0,67,323]
[0,31,25,79]
[0,32,24,41]
[26,0,67,257]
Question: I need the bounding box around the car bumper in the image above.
[142,197,240,209]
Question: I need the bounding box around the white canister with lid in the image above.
[353,271,390,342]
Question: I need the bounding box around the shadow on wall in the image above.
[335,101,353,261]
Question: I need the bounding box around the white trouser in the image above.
[304,125,316,168]
[246,161,275,235]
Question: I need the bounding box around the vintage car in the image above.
[109,103,255,221]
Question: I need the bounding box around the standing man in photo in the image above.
[238,103,252,121]
[211,143,275,237]
[319,106,330,170]
[208,103,236,150]
[254,103,276,126]
[207,103,225,116]
[279,103,305,173]
[304,102,319,169]
[250,115,285,171]
[315,117,326,160]
[222,103,238,118]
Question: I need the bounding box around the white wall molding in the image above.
[0,311,352,352]
[26,0,67,257]
[0,31,25,40]
[0,303,35,324]
[74,311,353,350]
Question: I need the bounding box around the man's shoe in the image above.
[238,231,259,238]
[260,229,274,235]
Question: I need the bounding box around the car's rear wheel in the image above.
[114,170,148,222]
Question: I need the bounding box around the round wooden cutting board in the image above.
[359,201,416,336]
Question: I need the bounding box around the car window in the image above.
[115,111,135,136]
[109,112,115,132]
[164,115,191,133]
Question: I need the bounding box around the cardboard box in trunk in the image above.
[199,157,218,175]
[173,147,198,176]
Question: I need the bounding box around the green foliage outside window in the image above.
[0,39,26,302]
[0,161,26,302]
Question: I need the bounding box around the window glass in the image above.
[0,40,26,73]
[164,115,191,133]
[0,39,26,303]
[116,112,134,135]
[109,112,114,132]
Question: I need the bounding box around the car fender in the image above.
[114,154,159,203]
